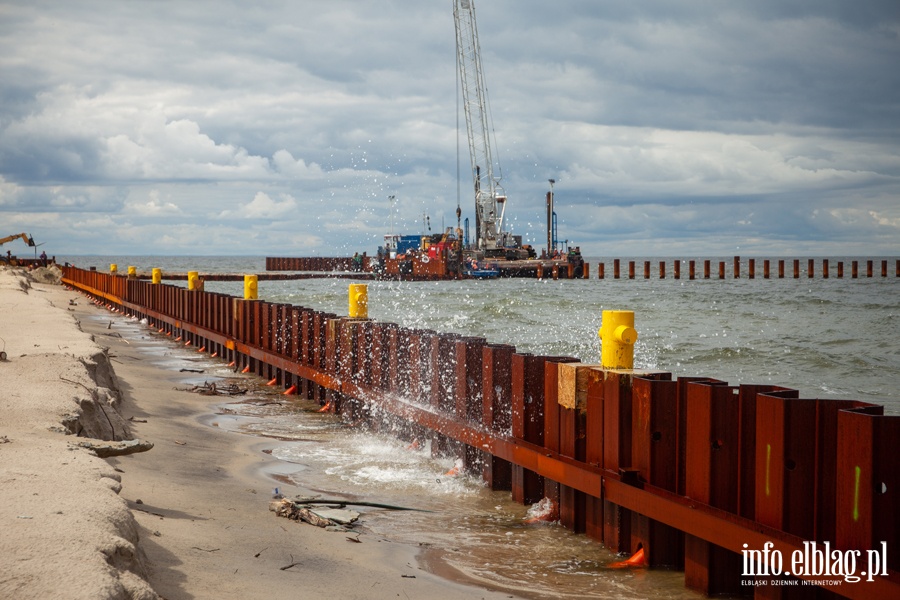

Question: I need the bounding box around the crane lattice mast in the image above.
[454,0,508,253]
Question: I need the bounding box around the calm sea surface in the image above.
[69,255,899,599]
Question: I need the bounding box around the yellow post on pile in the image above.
[110,264,118,274]
[243,275,258,300]
[348,283,368,319]
[188,271,200,291]
[599,310,638,369]
[127,266,136,278]
[151,268,162,284]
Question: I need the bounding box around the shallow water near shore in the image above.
[212,396,698,599]
[94,311,698,598]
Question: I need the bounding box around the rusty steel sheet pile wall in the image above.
[61,266,899,599]
[591,258,899,280]
[267,256,900,280]
[265,256,355,272]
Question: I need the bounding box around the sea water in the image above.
[68,255,899,598]
[66,255,899,411]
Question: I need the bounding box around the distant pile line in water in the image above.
[265,255,900,281]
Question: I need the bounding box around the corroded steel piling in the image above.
[61,265,900,599]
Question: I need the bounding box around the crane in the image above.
[454,0,525,259]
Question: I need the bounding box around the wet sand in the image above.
[0,267,518,599]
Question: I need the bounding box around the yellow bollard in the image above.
[599,310,638,369]
[244,275,258,300]
[188,271,200,291]
[110,263,118,274]
[127,266,136,278]
[151,268,162,284]
[348,283,368,319]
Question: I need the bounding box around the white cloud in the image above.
[870,210,900,229]
[547,124,892,201]
[218,191,298,220]
[272,150,325,179]
[124,191,182,216]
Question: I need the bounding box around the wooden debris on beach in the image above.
[177,381,247,396]
[270,498,360,528]
[270,496,432,532]
[73,438,154,457]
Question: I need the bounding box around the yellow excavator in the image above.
[1,233,36,248]
[1,232,37,264]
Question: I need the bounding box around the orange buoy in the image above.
[174,336,182,341]
[443,459,464,477]
[523,498,559,524]
[266,377,278,386]
[241,365,251,373]
[317,400,334,412]
[211,352,218,358]
[198,346,206,353]
[184,340,191,346]
[227,361,236,367]
[283,385,297,396]
[610,547,647,568]
[405,439,421,451]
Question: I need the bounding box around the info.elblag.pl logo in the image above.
[742,541,888,586]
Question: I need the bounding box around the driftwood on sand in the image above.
[177,381,247,396]
[270,496,433,530]
[73,438,154,458]
[270,499,360,528]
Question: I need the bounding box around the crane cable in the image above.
[455,24,462,231]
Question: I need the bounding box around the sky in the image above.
[1,0,899,257]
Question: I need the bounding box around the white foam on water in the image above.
[272,432,478,497]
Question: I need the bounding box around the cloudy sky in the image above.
[1,1,899,257]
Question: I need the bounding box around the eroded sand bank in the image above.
[0,266,518,600]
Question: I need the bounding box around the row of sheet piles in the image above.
[61,266,898,598]
[265,256,356,272]
[265,256,900,280]
[599,258,900,279]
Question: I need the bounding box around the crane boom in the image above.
[454,0,510,255]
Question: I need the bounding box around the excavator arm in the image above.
[0,233,36,247]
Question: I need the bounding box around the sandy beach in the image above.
[0,266,518,600]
